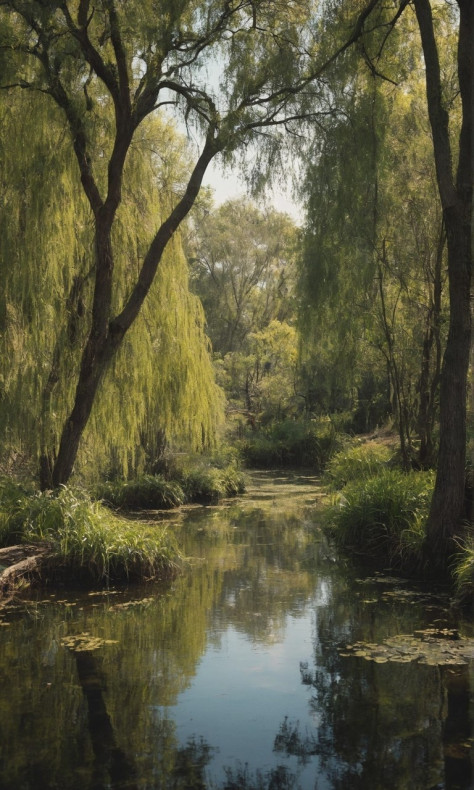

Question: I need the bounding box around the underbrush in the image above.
[97,458,247,508]
[0,480,180,584]
[238,419,341,471]
[453,536,474,603]
[323,441,394,488]
[324,442,473,600]
[97,475,185,510]
[325,468,435,569]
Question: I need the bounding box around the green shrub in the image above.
[97,475,185,510]
[239,419,341,471]
[326,468,435,566]
[0,478,36,545]
[1,485,180,583]
[180,462,247,503]
[324,441,394,489]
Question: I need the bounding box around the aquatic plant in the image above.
[340,628,474,666]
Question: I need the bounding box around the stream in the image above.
[0,472,473,789]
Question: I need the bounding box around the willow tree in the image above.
[0,85,223,483]
[0,0,354,488]
[300,0,472,565]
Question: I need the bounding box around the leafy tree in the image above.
[186,197,300,423]
[0,89,223,483]
[187,198,297,356]
[299,0,472,562]
[0,0,329,487]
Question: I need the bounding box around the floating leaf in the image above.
[339,630,474,667]
[60,633,118,652]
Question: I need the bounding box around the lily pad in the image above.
[339,630,474,667]
[61,632,118,652]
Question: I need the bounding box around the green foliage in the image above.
[0,91,224,481]
[97,476,185,511]
[326,469,435,566]
[297,14,449,452]
[239,419,340,471]
[324,441,394,489]
[453,538,474,602]
[0,482,180,582]
[96,457,247,509]
[180,462,247,503]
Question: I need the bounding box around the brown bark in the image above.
[414,0,473,567]
[416,223,444,468]
[50,135,219,488]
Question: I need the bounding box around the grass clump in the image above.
[453,536,474,602]
[0,483,180,584]
[180,461,247,503]
[239,419,340,471]
[326,468,435,568]
[324,441,394,489]
[97,475,184,510]
[96,456,247,510]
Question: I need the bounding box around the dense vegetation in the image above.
[0,1,471,596]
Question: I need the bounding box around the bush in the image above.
[0,484,180,583]
[239,419,341,471]
[97,475,185,510]
[324,441,394,489]
[180,462,247,503]
[326,468,435,567]
[98,456,247,509]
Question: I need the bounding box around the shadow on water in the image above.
[74,649,138,790]
[0,472,472,789]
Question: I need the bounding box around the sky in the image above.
[202,158,304,225]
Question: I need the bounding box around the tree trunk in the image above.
[416,223,444,468]
[50,137,218,488]
[414,0,473,567]
[425,201,472,561]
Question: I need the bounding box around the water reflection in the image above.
[0,472,472,789]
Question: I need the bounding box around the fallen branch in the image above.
[0,543,53,598]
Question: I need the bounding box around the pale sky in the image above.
[202,158,303,225]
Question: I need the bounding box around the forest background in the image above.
[0,0,472,592]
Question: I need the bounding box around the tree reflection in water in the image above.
[1,473,472,790]
[269,657,473,790]
[75,649,138,790]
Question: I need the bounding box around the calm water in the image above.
[0,472,473,790]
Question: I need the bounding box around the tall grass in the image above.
[96,461,247,509]
[453,536,474,602]
[324,441,394,489]
[239,419,341,471]
[180,461,247,503]
[97,475,185,510]
[0,481,180,584]
[326,468,435,568]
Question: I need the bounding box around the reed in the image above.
[326,468,435,567]
[0,482,180,583]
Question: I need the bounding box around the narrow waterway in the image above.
[0,472,473,789]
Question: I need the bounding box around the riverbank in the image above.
[0,461,247,598]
